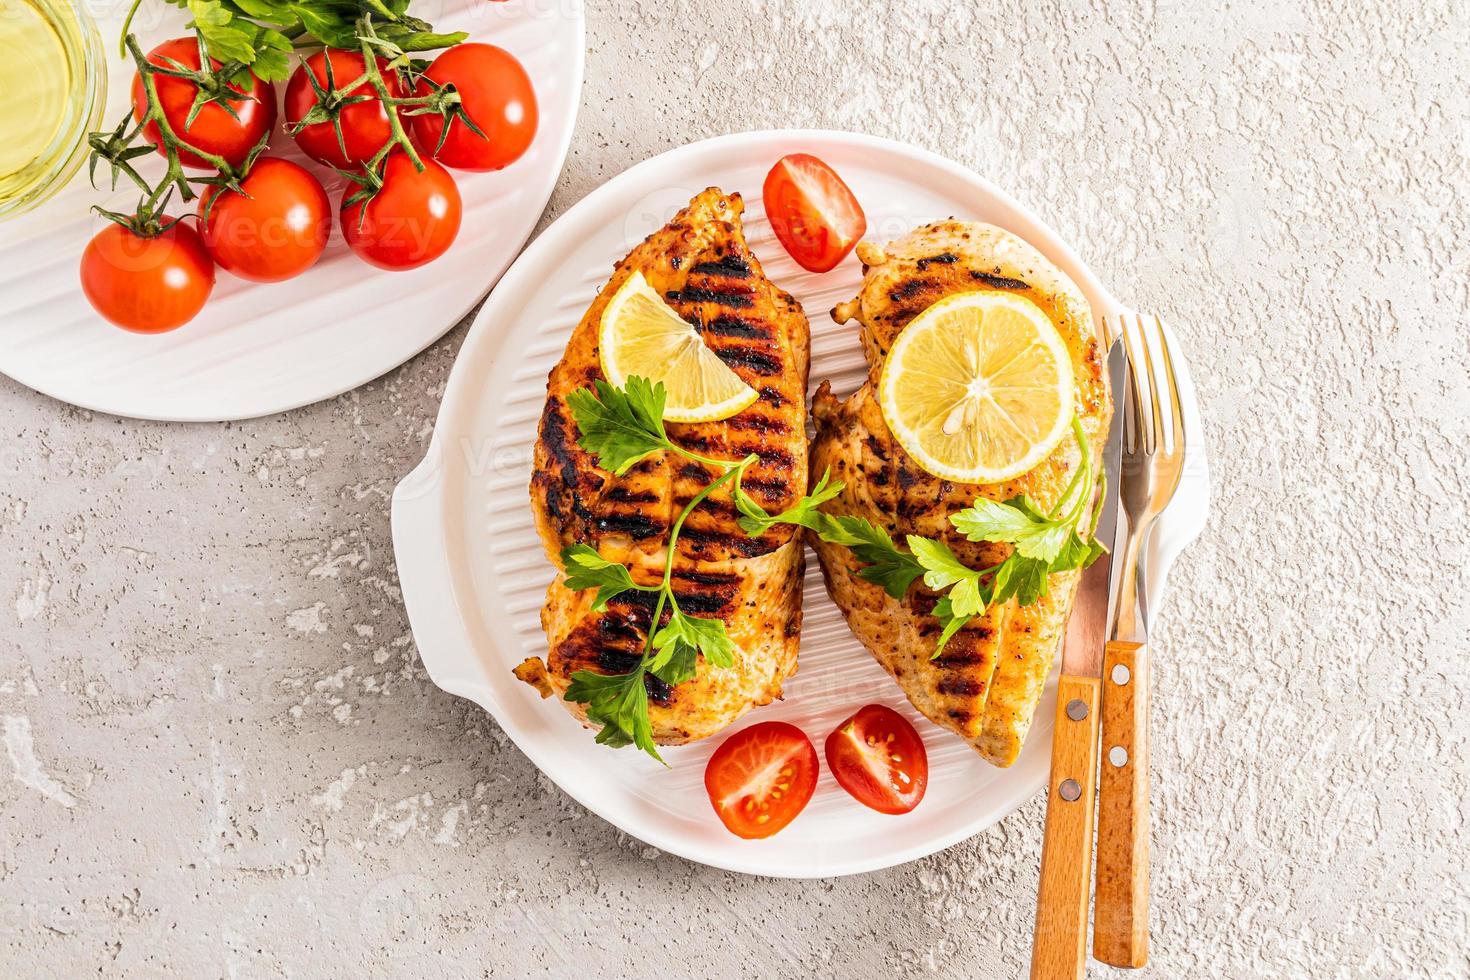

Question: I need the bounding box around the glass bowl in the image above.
[0,0,107,221]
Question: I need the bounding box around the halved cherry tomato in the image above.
[762,153,866,273]
[198,158,331,283]
[704,722,818,839]
[410,43,538,172]
[285,49,406,171]
[824,704,927,814]
[130,38,277,170]
[341,151,462,271]
[79,220,215,333]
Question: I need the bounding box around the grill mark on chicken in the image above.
[691,254,751,278]
[595,512,664,539]
[715,346,783,376]
[676,569,741,587]
[702,315,771,340]
[970,269,1030,290]
[916,252,958,270]
[538,403,595,527]
[754,447,796,468]
[722,412,791,435]
[758,386,787,407]
[888,278,936,302]
[672,589,735,616]
[667,286,754,308]
[605,487,659,504]
[738,476,791,501]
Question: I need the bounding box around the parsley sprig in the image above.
[914,416,1107,653]
[555,378,1105,758]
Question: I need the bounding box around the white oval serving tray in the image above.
[391,130,1209,878]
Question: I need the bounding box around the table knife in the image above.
[1029,340,1126,980]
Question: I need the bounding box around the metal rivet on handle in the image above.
[1066,699,1089,721]
[1109,746,1129,768]
[1111,663,1131,685]
[1059,779,1082,802]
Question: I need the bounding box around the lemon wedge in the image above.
[878,291,1074,484]
[598,270,758,424]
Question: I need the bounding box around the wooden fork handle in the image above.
[1030,673,1101,980]
[1094,639,1150,967]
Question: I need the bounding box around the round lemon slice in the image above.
[878,290,1074,484]
[599,270,758,423]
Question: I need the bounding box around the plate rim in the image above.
[0,2,586,423]
[393,128,1211,877]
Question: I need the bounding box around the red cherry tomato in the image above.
[198,158,331,283]
[824,704,928,814]
[410,43,538,172]
[130,38,277,170]
[704,722,818,839]
[762,153,866,273]
[285,49,407,171]
[340,151,462,271]
[79,220,215,333]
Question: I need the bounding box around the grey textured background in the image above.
[3,0,1468,976]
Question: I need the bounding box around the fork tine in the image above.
[1119,315,1145,454]
[1137,315,1164,455]
[1154,315,1186,455]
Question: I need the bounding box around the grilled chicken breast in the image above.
[523,188,811,744]
[810,221,1110,767]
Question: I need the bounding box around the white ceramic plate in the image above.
[0,0,584,421]
[391,131,1210,878]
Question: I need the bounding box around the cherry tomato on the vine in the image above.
[130,38,277,170]
[762,153,866,273]
[79,220,215,333]
[704,722,819,839]
[198,158,331,284]
[285,49,407,172]
[341,151,462,271]
[410,43,538,172]
[824,704,928,815]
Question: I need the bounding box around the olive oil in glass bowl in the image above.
[0,0,105,220]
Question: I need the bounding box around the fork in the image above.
[1092,313,1187,968]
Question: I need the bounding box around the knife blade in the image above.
[1059,338,1126,679]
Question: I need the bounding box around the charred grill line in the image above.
[715,346,783,376]
[606,486,659,504]
[970,269,1030,290]
[916,252,959,270]
[888,278,936,301]
[595,512,664,539]
[701,315,771,339]
[690,254,752,278]
[666,287,755,308]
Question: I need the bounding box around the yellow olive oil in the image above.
[0,0,102,218]
[0,0,69,179]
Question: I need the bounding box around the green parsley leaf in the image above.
[808,513,925,598]
[950,497,1037,543]
[566,377,673,475]
[564,669,659,760]
[906,536,975,592]
[931,595,972,656]
[650,609,735,672]
[559,544,641,611]
[648,641,697,687]
[735,468,845,537]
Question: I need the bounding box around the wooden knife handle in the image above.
[1030,673,1101,980]
[1094,639,1150,967]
